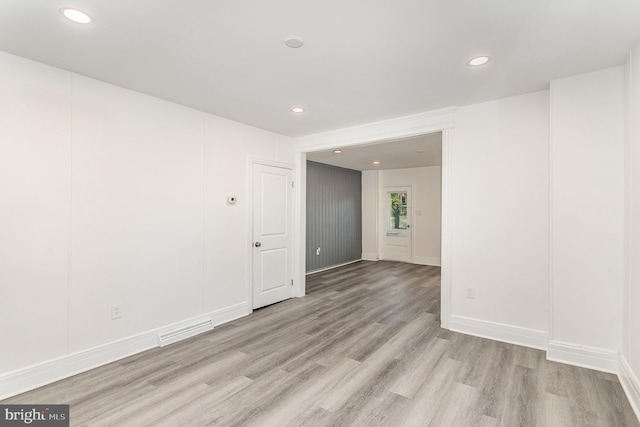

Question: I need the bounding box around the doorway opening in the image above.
[293,108,455,328]
[305,132,442,268]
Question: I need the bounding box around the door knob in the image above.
[254,242,262,247]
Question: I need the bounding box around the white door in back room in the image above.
[379,186,413,263]
[252,163,294,309]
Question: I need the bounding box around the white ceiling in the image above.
[1,1,639,138]
[306,132,442,171]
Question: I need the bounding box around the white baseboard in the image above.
[619,355,640,422]
[0,302,250,400]
[412,256,441,267]
[359,255,441,266]
[306,259,363,274]
[546,341,619,373]
[449,315,548,350]
[0,329,158,401]
[208,301,251,325]
[361,252,378,261]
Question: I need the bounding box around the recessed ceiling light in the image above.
[333,150,342,154]
[284,37,304,49]
[373,161,380,165]
[468,56,490,66]
[60,8,92,24]
[291,106,305,113]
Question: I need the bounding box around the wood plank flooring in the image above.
[4,261,639,426]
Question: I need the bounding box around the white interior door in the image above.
[379,186,412,262]
[252,163,294,309]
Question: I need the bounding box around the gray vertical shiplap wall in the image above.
[306,161,362,272]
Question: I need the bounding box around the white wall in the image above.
[623,40,640,412]
[361,170,379,261]
[449,91,550,346]
[549,67,624,366]
[203,115,292,312]
[0,51,293,393]
[361,166,442,265]
[0,53,71,372]
[69,75,204,352]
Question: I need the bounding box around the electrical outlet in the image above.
[111,303,123,320]
[316,247,321,255]
[465,287,475,299]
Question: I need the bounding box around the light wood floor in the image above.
[4,261,639,426]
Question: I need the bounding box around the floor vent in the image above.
[157,318,214,347]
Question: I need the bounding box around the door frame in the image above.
[293,107,455,329]
[248,158,295,311]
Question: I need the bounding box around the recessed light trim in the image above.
[291,106,305,113]
[373,161,380,165]
[468,56,490,67]
[60,7,92,24]
[284,37,304,49]
[333,150,342,154]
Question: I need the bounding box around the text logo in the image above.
[0,405,69,426]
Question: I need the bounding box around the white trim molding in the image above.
[0,330,157,402]
[362,252,378,261]
[439,128,453,329]
[449,315,548,350]
[412,256,441,267]
[158,318,214,347]
[547,340,619,373]
[293,152,307,297]
[619,355,640,421]
[305,259,363,275]
[208,301,250,325]
[0,302,250,400]
[294,107,456,152]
